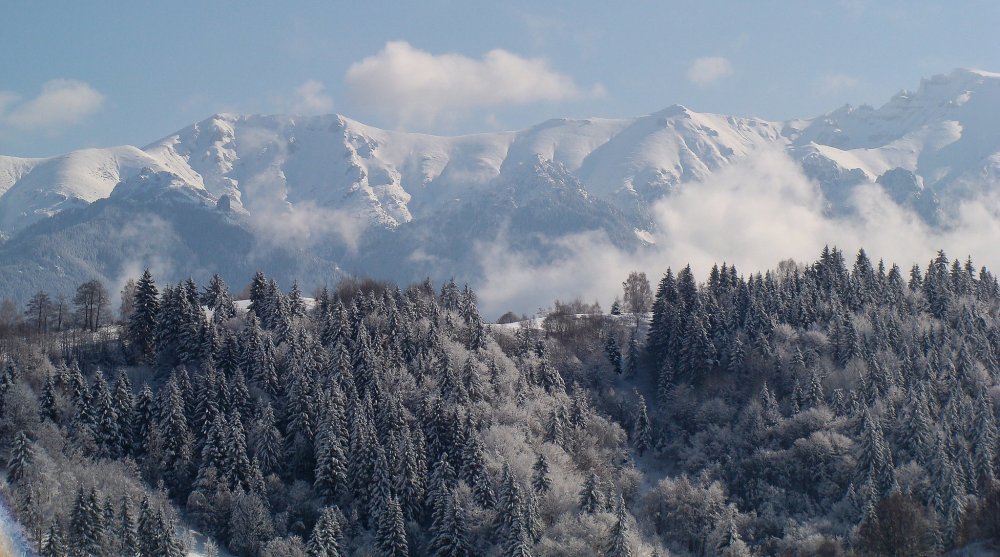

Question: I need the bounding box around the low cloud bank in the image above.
[474,149,1000,317]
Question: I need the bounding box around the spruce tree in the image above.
[429,488,471,557]
[118,495,140,557]
[396,423,427,520]
[545,407,565,446]
[157,375,193,495]
[315,415,349,500]
[531,453,551,494]
[40,373,59,422]
[127,269,159,360]
[7,430,33,483]
[523,487,541,542]
[69,487,102,556]
[307,506,343,557]
[605,494,632,557]
[247,271,270,325]
[580,472,603,514]
[972,389,998,489]
[605,335,623,374]
[91,370,120,458]
[632,395,651,456]
[225,410,252,489]
[40,523,67,557]
[113,370,135,453]
[376,496,409,557]
[625,332,640,378]
[496,463,524,541]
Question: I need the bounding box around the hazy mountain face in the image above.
[2,68,1000,311]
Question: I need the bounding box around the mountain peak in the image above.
[653,104,693,118]
[948,67,1000,80]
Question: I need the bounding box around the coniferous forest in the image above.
[4,247,1000,556]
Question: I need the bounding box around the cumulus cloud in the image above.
[0,79,104,132]
[345,41,603,128]
[287,80,335,115]
[473,148,1000,316]
[687,57,734,86]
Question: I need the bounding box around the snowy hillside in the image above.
[0,146,177,233]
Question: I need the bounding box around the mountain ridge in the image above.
[2,68,1000,307]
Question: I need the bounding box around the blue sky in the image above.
[1,1,999,156]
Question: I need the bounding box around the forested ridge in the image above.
[2,247,1000,556]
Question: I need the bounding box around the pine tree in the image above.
[113,370,135,453]
[504,503,533,557]
[157,374,193,495]
[802,368,823,408]
[545,407,565,446]
[495,463,524,541]
[460,434,496,509]
[632,395,651,456]
[69,487,102,556]
[369,444,395,519]
[158,511,187,557]
[225,410,252,489]
[427,453,457,520]
[91,370,120,457]
[7,430,33,483]
[605,494,632,557]
[118,495,139,557]
[902,388,934,463]
[315,415,349,501]
[605,335,623,374]
[376,496,409,557]
[531,453,551,494]
[247,271,270,325]
[857,408,893,493]
[202,273,236,321]
[971,390,997,490]
[625,332,640,378]
[523,487,541,543]
[536,355,565,394]
[40,523,67,557]
[307,506,343,557]
[580,472,603,513]
[428,488,471,557]
[131,384,154,457]
[40,373,59,422]
[396,423,427,520]
[127,269,159,360]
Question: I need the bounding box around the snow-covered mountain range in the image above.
[2,68,1000,305]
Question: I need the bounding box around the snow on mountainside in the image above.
[0,102,782,236]
[787,68,1000,214]
[2,69,1000,303]
[0,146,178,233]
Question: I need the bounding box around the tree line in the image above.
[3,247,1000,556]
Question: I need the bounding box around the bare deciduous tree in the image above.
[24,291,53,335]
[622,271,653,313]
[120,278,137,322]
[74,279,110,332]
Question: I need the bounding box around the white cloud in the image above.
[473,148,1000,316]
[345,41,602,128]
[687,57,734,87]
[0,79,104,131]
[817,73,860,95]
[288,80,334,115]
